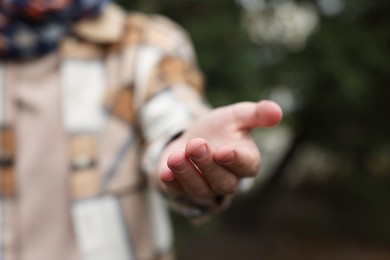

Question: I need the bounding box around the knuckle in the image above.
[202,162,219,173]
[239,156,260,177]
[248,161,260,176]
[216,177,238,195]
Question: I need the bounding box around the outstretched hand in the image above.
[158,100,283,202]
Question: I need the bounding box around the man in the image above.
[0,1,282,259]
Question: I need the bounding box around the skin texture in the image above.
[158,100,283,204]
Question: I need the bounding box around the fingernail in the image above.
[172,159,187,172]
[190,144,208,161]
[161,167,175,182]
[219,151,236,164]
[164,174,175,182]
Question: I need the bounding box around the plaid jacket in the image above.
[0,4,226,260]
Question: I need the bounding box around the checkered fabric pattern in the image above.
[0,3,231,260]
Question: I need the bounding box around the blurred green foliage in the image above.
[118,0,390,164]
[282,0,390,154]
[117,0,390,258]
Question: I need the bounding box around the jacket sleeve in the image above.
[131,14,231,221]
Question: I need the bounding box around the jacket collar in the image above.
[72,3,126,44]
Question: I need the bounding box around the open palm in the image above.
[158,100,283,202]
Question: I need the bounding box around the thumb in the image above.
[231,100,283,131]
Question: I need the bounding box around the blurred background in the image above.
[118,0,390,259]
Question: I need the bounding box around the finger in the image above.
[232,100,283,131]
[186,138,239,195]
[159,166,186,197]
[214,144,261,178]
[167,150,214,198]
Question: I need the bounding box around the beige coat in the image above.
[0,4,222,260]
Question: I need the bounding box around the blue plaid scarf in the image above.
[0,0,110,59]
